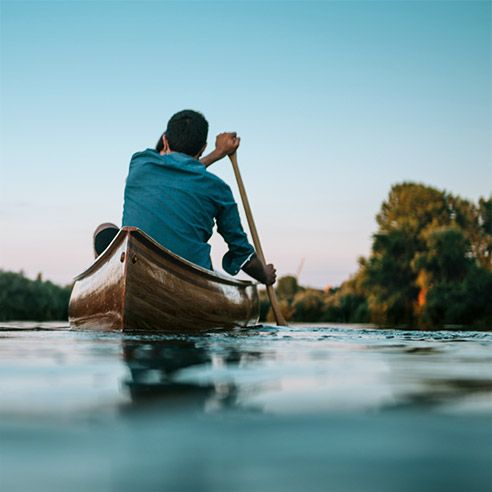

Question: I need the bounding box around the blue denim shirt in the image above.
[122,149,255,275]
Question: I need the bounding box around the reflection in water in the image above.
[122,338,241,411]
[119,329,492,415]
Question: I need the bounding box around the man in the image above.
[94,109,276,285]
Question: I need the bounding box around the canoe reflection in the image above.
[122,338,238,411]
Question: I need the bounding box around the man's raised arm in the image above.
[200,132,240,167]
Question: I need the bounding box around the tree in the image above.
[275,276,302,303]
[362,229,420,325]
[254,183,490,328]
[414,226,470,284]
[322,271,370,323]
[475,196,492,269]
[292,289,325,322]
[358,183,491,327]
[0,270,71,321]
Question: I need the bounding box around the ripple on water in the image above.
[1,322,491,492]
[0,322,490,416]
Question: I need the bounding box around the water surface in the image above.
[1,323,491,492]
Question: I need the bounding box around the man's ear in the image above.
[196,142,207,159]
[159,134,172,154]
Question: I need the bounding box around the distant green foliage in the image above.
[276,276,303,304]
[0,270,71,321]
[291,289,325,322]
[322,287,370,324]
[359,183,491,328]
[423,264,492,328]
[260,276,371,325]
[260,183,491,329]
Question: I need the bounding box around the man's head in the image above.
[156,110,208,158]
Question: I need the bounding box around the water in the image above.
[0,323,491,492]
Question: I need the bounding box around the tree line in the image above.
[260,182,491,329]
[0,271,71,321]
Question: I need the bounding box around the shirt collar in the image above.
[155,150,204,169]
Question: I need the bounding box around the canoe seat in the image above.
[94,223,119,258]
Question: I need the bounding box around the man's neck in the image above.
[160,149,204,163]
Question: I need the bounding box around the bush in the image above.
[0,270,71,321]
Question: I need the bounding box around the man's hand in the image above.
[200,132,241,168]
[242,254,277,285]
[215,132,240,158]
[263,264,277,286]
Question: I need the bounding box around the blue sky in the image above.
[1,0,490,287]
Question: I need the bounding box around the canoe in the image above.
[68,227,259,332]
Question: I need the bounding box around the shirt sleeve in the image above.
[216,184,255,276]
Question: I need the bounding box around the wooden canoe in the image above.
[68,227,259,332]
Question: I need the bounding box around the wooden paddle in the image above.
[229,153,288,326]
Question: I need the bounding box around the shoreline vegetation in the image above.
[261,183,491,330]
[1,183,490,329]
[0,271,71,322]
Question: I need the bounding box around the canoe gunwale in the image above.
[74,226,257,288]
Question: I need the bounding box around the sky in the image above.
[0,0,491,288]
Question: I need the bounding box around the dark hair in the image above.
[155,110,208,156]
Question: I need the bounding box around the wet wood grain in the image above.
[69,227,259,332]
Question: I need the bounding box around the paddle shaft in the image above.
[228,153,287,326]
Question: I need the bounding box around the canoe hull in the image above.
[69,228,259,332]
